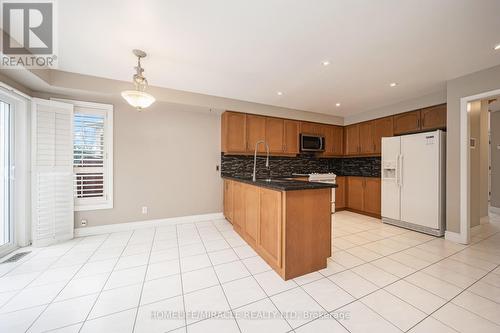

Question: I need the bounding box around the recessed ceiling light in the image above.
[495,44,500,50]
[335,103,341,107]
[390,82,398,87]
[322,60,330,66]
[277,91,283,96]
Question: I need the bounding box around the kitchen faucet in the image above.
[252,140,270,181]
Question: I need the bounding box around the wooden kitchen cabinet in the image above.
[346,177,364,211]
[323,125,344,156]
[393,110,422,135]
[373,117,394,154]
[345,176,381,217]
[421,104,446,131]
[232,181,245,232]
[335,176,346,210]
[363,178,381,215]
[345,124,360,155]
[359,122,374,154]
[221,112,247,153]
[246,115,267,153]
[283,120,300,154]
[258,188,282,268]
[223,180,233,222]
[300,122,322,135]
[244,185,260,246]
[266,117,285,153]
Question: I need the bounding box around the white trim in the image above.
[458,87,500,245]
[445,230,467,244]
[55,99,114,211]
[0,82,31,101]
[74,212,225,237]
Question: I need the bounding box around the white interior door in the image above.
[400,132,441,229]
[32,99,74,247]
[381,136,401,220]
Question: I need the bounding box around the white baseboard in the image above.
[444,230,468,244]
[74,212,225,237]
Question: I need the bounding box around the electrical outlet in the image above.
[142,206,148,214]
[80,219,88,227]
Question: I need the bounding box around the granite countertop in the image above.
[222,175,338,191]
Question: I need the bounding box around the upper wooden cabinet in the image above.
[372,117,394,154]
[284,120,300,154]
[359,122,374,154]
[266,118,285,153]
[246,115,266,153]
[322,125,344,156]
[222,112,247,153]
[421,104,446,131]
[300,122,323,135]
[393,110,422,135]
[345,124,360,155]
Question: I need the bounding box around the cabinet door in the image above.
[223,180,233,222]
[363,178,381,215]
[373,117,394,154]
[283,120,300,154]
[335,176,346,210]
[301,122,322,135]
[232,182,245,232]
[222,112,246,153]
[322,125,334,156]
[359,122,374,154]
[421,104,446,131]
[244,185,260,246]
[393,110,421,135]
[258,188,282,267]
[331,126,344,155]
[246,115,266,153]
[346,177,364,211]
[345,124,360,155]
[266,118,285,153]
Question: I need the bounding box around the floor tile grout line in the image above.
[130,227,157,333]
[183,220,243,332]
[0,237,93,312]
[23,234,113,333]
[168,223,188,331]
[404,261,500,332]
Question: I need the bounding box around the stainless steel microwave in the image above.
[300,134,325,152]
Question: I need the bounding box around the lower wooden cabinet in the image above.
[223,180,233,222]
[344,176,381,217]
[258,188,282,267]
[244,185,260,245]
[335,176,346,210]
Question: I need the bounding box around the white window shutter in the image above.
[32,98,74,247]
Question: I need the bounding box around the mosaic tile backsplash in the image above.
[221,154,381,178]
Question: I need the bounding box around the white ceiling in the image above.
[58,0,500,116]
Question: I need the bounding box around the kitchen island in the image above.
[222,176,337,280]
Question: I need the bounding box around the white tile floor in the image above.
[1,211,500,333]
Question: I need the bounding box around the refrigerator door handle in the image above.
[399,155,404,187]
[396,155,400,187]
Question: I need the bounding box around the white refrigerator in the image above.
[381,130,446,236]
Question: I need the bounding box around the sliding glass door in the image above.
[0,99,12,254]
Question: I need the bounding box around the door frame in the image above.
[0,86,30,257]
[455,88,500,245]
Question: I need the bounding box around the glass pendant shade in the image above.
[121,90,155,110]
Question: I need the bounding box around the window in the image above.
[60,100,113,211]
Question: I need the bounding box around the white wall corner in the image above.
[74,212,225,237]
[444,230,468,244]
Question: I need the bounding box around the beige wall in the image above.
[468,101,481,227]
[479,100,489,219]
[491,111,500,208]
[446,64,500,233]
[70,97,223,228]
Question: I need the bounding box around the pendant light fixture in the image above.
[121,49,156,111]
